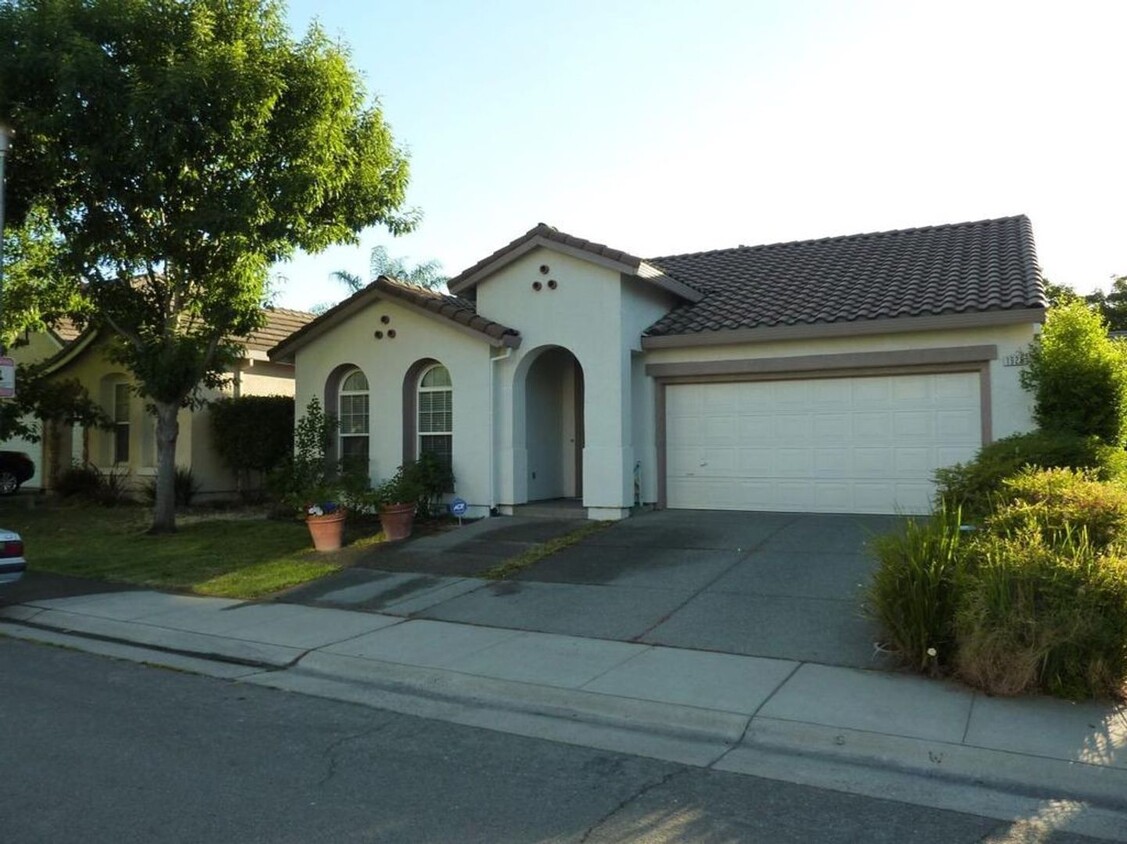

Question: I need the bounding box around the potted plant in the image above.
[372,453,455,541]
[278,398,347,552]
[373,465,422,541]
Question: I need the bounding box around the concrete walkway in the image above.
[3,588,1126,841]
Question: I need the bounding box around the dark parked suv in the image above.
[0,451,35,495]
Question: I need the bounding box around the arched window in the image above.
[338,368,369,471]
[417,364,452,470]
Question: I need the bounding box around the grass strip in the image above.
[482,520,613,580]
[3,501,342,599]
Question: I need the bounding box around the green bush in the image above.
[866,506,966,673]
[986,467,1127,551]
[210,395,294,496]
[934,430,1127,521]
[54,462,132,506]
[955,526,1127,699]
[1020,300,1127,444]
[142,467,200,509]
[54,462,105,499]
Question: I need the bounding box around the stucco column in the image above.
[581,349,633,519]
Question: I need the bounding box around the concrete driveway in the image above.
[287,509,905,670]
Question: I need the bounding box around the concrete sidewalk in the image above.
[2,588,1127,841]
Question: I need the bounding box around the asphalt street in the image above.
[0,638,1106,844]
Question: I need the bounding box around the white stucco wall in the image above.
[292,297,494,516]
[478,247,677,516]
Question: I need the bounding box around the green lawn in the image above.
[0,499,344,599]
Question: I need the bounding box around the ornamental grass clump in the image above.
[865,506,966,674]
[954,524,1127,699]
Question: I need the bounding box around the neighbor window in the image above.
[338,368,370,471]
[417,364,452,470]
[113,382,130,464]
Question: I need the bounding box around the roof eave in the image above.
[640,307,1047,350]
[39,327,101,375]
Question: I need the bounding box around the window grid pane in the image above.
[339,394,369,435]
[341,370,369,392]
[420,366,451,388]
[114,384,130,423]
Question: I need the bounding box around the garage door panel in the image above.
[853,413,891,441]
[665,371,982,515]
[893,411,935,438]
[813,414,850,441]
[703,416,739,445]
[936,410,978,439]
[815,448,850,476]
[775,414,814,443]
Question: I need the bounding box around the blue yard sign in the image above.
[449,497,468,518]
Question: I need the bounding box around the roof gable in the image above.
[445,223,703,303]
[644,215,1046,340]
[269,276,521,362]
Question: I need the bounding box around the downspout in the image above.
[489,345,512,514]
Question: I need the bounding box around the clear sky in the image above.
[272,0,1127,310]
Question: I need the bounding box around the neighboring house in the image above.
[3,319,84,489]
[270,216,1047,519]
[35,308,314,498]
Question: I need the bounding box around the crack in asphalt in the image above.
[316,721,393,788]
[577,765,690,843]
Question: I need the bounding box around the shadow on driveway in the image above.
[283,509,907,671]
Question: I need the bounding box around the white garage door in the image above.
[665,372,981,514]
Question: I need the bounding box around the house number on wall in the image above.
[1003,351,1031,367]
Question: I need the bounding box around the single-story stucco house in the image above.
[25,307,314,498]
[269,216,1047,520]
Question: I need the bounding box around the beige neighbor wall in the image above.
[293,297,494,518]
[640,320,1041,507]
[3,331,65,488]
[48,336,296,500]
[477,247,676,519]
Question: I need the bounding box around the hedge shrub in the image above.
[1020,300,1127,444]
[934,430,1127,522]
[209,395,295,495]
[871,467,1127,699]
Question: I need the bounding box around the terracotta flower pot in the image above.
[306,510,346,552]
[379,502,416,542]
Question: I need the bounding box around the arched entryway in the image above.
[522,347,585,502]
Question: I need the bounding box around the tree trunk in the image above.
[150,401,180,534]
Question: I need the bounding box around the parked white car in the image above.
[0,529,26,584]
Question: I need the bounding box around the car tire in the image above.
[0,471,19,495]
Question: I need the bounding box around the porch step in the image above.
[512,499,587,520]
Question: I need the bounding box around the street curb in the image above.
[6,612,1127,841]
[0,611,301,669]
[247,650,746,767]
[738,717,1127,813]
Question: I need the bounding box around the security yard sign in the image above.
[0,356,14,398]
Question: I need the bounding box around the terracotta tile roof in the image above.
[239,307,316,352]
[446,223,658,291]
[373,277,520,342]
[645,215,1046,337]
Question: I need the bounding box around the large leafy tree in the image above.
[0,0,415,531]
[1085,275,1127,331]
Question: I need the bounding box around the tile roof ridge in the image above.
[263,305,316,318]
[649,214,1031,263]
